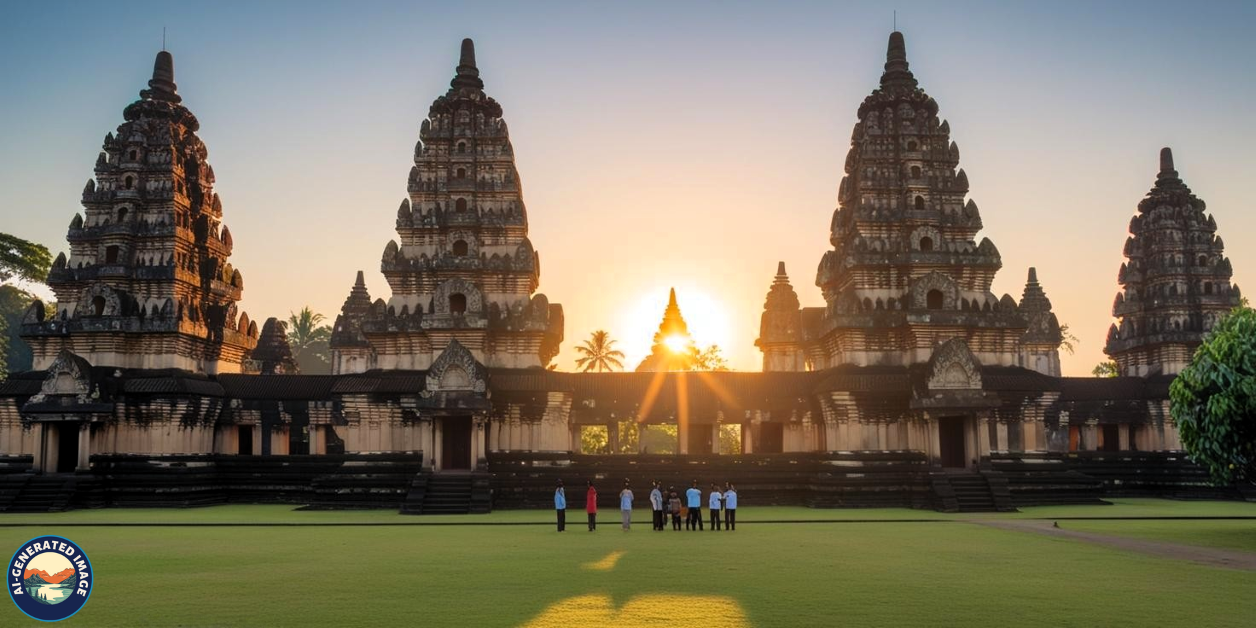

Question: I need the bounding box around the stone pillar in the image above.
[742,421,754,454]
[1118,423,1130,451]
[995,422,1008,453]
[1083,421,1099,451]
[433,419,444,471]
[76,423,91,472]
[31,423,45,473]
[975,416,990,465]
[678,420,689,455]
[473,417,487,469]
[607,422,619,454]
[711,425,721,455]
[309,424,321,455]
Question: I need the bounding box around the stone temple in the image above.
[0,34,1249,514]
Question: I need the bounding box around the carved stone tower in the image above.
[1018,268,1063,376]
[333,39,563,372]
[330,271,374,374]
[811,31,1032,368]
[756,262,806,372]
[1105,148,1241,376]
[22,51,257,373]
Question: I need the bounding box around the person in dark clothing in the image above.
[649,481,664,531]
[586,480,598,531]
[708,483,723,531]
[685,480,703,531]
[669,491,682,530]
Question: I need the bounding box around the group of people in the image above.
[553,479,738,532]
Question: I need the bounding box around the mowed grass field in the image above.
[1,500,1253,627]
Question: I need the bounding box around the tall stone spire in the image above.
[811,31,1021,370]
[450,38,484,91]
[636,288,698,372]
[757,263,805,371]
[348,39,563,372]
[24,50,256,373]
[1019,267,1063,376]
[1106,148,1241,376]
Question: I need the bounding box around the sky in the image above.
[1,1,1253,374]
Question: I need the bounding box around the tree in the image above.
[0,232,52,285]
[286,307,332,374]
[1169,305,1256,485]
[1058,323,1080,356]
[579,425,610,454]
[574,330,625,373]
[693,344,730,371]
[0,232,53,380]
[1092,360,1119,378]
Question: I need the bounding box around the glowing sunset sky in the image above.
[1,1,1253,374]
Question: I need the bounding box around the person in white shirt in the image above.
[723,483,738,530]
[708,484,723,531]
[619,480,634,531]
[649,481,664,531]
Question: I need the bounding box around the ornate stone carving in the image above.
[426,339,487,393]
[926,338,982,391]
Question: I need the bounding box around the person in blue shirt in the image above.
[708,484,723,531]
[723,482,737,530]
[619,480,634,531]
[554,479,567,532]
[684,480,703,531]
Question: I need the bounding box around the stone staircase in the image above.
[400,472,492,515]
[3,474,76,513]
[932,470,1016,513]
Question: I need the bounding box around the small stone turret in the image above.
[330,271,374,374]
[757,262,806,372]
[1018,268,1063,376]
[252,318,298,374]
[1105,148,1241,376]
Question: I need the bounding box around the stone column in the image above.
[433,419,444,471]
[473,416,487,469]
[31,423,45,473]
[607,422,619,454]
[711,425,722,455]
[1118,423,1130,451]
[995,422,1008,453]
[678,420,689,455]
[76,423,91,472]
[742,421,754,454]
[1083,421,1099,451]
[975,416,990,466]
[309,424,321,455]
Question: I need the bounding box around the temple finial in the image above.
[1159,147,1175,176]
[776,261,787,277]
[880,31,916,88]
[450,38,484,91]
[354,270,366,288]
[1027,267,1038,283]
[668,287,678,307]
[145,50,181,103]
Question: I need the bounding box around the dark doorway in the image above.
[56,422,80,473]
[1101,424,1121,452]
[442,417,472,470]
[687,426,713,455]
[938,416,966,468]
[237,425,253,455]
[757,423,784,454]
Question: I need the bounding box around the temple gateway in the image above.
[0,34,1248,514]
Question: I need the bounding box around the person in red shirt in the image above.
[585,480,598,531]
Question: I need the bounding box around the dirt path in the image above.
[972,519,1256,571]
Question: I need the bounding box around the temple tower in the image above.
[636,288,699,372]
[21,51,257,373]
[1018,268,1063,376]
[1105,148,1241,376]
[335,39,563,371]
[756,262,806,371]
[329,271,374,374]
[810,31,1035,368]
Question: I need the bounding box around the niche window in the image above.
[91,296,106,317]
[128,149,138,161]
[907,140,918,151]
[914,195,925,210]
[117,207,128,222]
[124,176,135,190]
[926,289,944,310]
[457,142,467,154]
[455,198,468,212]
[452,240,469,256]
[449,293,467,314]
[105,245,120,264]
[910,166,921,179]
[456,168,466,179]
[919,236,934,252]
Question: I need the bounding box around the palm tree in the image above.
[575,330,625,372]
[287,307,333,374]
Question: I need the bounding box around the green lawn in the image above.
[1061,519,1256,553]
[1,502,1254,626]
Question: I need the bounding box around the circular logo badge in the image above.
[7,535,93,622]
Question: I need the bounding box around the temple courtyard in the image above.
[3,500,1253,627]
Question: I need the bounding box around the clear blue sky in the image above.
[2,1,1254,373]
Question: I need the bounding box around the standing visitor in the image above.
[685,480,703,531]
[619,480,634,531]
[669,491,682,530]
[650,481,664,531]
[708,484,723,531]
[724,483,737,530]
[554,479,566,532]
[586,480,598,531]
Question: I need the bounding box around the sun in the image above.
[663,334,689,354]
[617,287,734,366]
